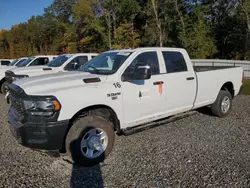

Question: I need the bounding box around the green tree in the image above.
[0,30,10,58]
[72,0,106,52]
[112,22,141,49]
[180,12,217,58]
[240,0,250,59]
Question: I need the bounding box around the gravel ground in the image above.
[0,95,250,188]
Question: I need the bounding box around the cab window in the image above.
[65,56,88,70]
[30,58,49,66]
[162,51,187,73]
[122,51,160,79]
[1,60,10,65]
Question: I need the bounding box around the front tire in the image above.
[1,81,8,95]
[211,90,232,118]
[65,116,115,167]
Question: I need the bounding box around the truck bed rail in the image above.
[193,66,239,72]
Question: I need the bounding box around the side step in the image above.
[122,111,197,136]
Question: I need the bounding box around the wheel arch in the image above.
[220,81,234,98]
[69,104,121,132]
[60,104,121,153]
[0,77,6,94]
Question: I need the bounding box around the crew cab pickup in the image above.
[6,57,28,67]
[4,53,98,93]
[0,55,57,94]
[0,58,28,68]
[7,47,243,167]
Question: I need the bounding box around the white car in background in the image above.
[0,55,57,94]
[4,53,98,93]
[0,57,28,68]
[0,59,15,66]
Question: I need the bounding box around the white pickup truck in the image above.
[5,57,28,67]
[7,47,243,167]
[0,55,57,94]
[4,53,98,93]
[0,59,14,66]
[0,57,27,68]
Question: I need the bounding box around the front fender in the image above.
[52,84,124,126]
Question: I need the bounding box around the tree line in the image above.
[0,0,250,60]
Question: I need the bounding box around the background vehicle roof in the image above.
[107,47,186,53]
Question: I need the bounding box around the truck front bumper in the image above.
[8,107,69,150]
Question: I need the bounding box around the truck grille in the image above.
[8,85,24,120]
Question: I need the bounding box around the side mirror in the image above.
[134,65,151,80]
[73,62,78,69]
[64,62,79,71]
[66,62,78,70]
[122,64,151,81]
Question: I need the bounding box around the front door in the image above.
[121,51,167,128]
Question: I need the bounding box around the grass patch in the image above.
[242,79,250,95]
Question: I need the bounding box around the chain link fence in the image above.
[192,59,250,78]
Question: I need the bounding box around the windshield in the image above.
[81,52,132,75]
[8,59,18,66]
[15,59,27,66]
[47,55,72,67]
[17,57,35,67]
[9,58,27,66]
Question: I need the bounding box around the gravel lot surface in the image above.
[0,94,250,188]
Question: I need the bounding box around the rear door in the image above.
[121,50,167,127]
[161,51,196,115]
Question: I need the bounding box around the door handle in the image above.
[153,81,164,85]
[186,77,194,81]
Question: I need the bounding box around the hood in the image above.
[0,66,15,70]
[10,65,51,75]
[14,71,108,95]
[0,66,16,78]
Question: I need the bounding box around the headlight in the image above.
[12,75,29,81]
[23,99,61,117]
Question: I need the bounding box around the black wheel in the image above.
[65,116,115,167]
[211,90,232,118]
[1,81,8,95]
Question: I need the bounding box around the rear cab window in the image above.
[162,51,187,73]
[1,60,10,65]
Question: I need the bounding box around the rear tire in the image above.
[211,90,232,118]
[65,116,115,167]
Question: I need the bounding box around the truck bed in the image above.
[192,65,243,110]
[193,66,238,72]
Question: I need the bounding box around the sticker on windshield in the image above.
[117,52,131,56]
